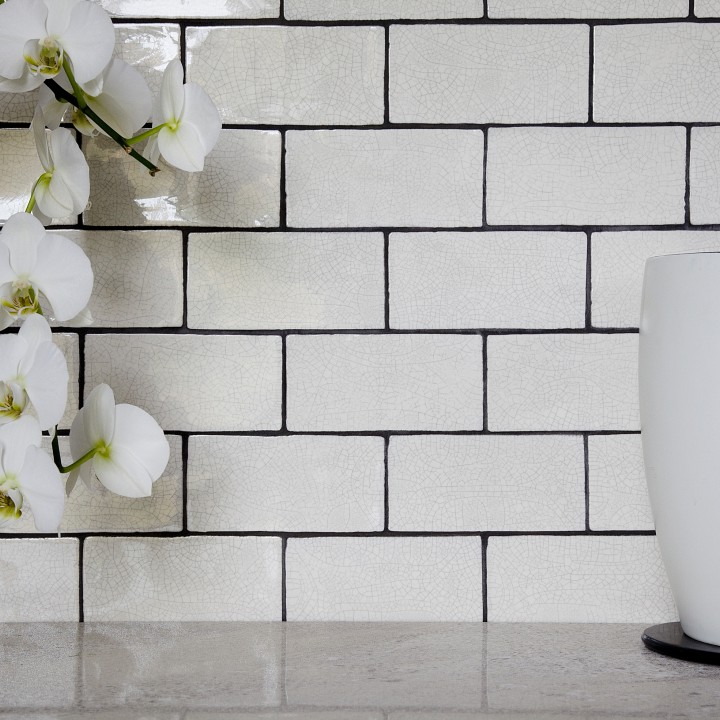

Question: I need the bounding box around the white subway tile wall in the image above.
[5,1,704,622]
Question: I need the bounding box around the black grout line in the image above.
[78,538,85,622]
[384,435,390,531]
[112,429,643,437]
[690,0,696,18]
[686,125,692,226]
[482,334,489,431]
[281,336,288,431]
[585,232,592,329]
[588,25,594,123]
[482,129,489,226]
[281,537,288,621]
[279,0,285,21]
[182,434,189,531]
[584,434,591,531]
[77,333,86,406]
[482,536,488,622]
[182,230,189,329]
[384,25,391,124]
[280,130,287,228]
[483,0,489,19]
[384,232,391,329]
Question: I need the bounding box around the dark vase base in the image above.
[643,622,720,664]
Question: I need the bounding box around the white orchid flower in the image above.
[31,108,90,221]
[0,415,65,532]
[38,59,152,139]
[0,212,93,329]
[68,384,169,499]
[0,314,68,431]
[0,0,115,93]
[145,59,221,173]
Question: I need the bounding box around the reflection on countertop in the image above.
[1,622,719,718]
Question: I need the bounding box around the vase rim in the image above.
[647,251,720,261]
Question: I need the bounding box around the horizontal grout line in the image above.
[133,429,642,437]
[55,327,640,334]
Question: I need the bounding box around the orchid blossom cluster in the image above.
[0,0,221,532]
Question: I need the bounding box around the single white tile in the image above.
[187,26,384,125]
[589,434,654,531]
[486,127,686,225]
[84,536,282,620]
[188,436,384,531]
[287,334,484,431]
[488,334,639,431]
[1,436,182,534]
[389,435,585,531]
[188,232,385,329]
[0,24,179,123]
[286,0,483,19]
[592,231,720,328]
[85,334,282,431]
[0,539,78,621]
[55,332,79,430]
[595,24,720,122]
[98,0,279,17]
[56,230,183,327]
[390,25,588,123]
[286,130,484,227]
[286,537,484,620]
[85,131,281,227]
[390,231,586,329]
[487,535,676,622]
[0,130,76,224]
[691,127,720,224]
[692,0,720,15]
[488,0,688,17]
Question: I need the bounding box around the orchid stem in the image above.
[43,78,161,176]
[51,428,63,471]
[62,60,86,109]
[57,446,98,474]
[125,123,167,146]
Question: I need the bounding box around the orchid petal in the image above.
[82,384,116,446]
[0,246,13,288]
[0,0,48,82]
[30,231,93,321]
[18,445,65,532]
[35,175,75,220]
[43,0,81,37]
[17,313,52,368]
[0,334,26,380]
[93,446,153,498]
[38,84,69,130]
[48,128,90,214]
[113,404,170,483]
[24,340,69,430]
[159,59,185,123]
[181,83,221,156]
[0,213,42,277]
[32,108,52,171]
[86,59,151,138]
[58,1,115,85]
[158,122,206,172]
[0,416,42,476]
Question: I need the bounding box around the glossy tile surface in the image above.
[488,0,688,17]
[85,131,281,227]
[99,0,279,17]
[187,435,385,531]
[7,623,720,716]
[187,26,384,125]
[285,0,483,19]
[56,332,80,430]
[391,25,588,123]
[690,126,720,224]
[84,334,282,431]
[188,232,384,329]
[389,231,586,329]
[84,537,282,620]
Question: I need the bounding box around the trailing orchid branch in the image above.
[0,0,221,532]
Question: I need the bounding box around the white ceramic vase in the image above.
[639,252,720,645]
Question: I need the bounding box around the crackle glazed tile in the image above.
[390,25,588,124]
[188,232,384,329]
[589,434,654,531]
[697,0,720,15]
[488,0,688,17]
[285,0,483,19]
[592,230,720,328]
[0,539,79,621]
[98,0,279,17]
[389,435,585,531]
[487,535,676,622]
[595,24,720,122]
[0,24,179,125]
[83,536,282,620]
[57,230,183,327]
[187,26,384,125]
[84,334,281,431]
[56,332,80,430]
[691,127,720,223]
[286,537,484,620]
[0,130,76,225]
[84,131,281,227]
[287,334,484,431]
[389,231,586,329]
[1,435,182,534]
[188,435,384,531]
[486,127,686,225]
[487,334,639,431]
[286,130,484,227]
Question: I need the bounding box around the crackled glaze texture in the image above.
[0,1,700,624]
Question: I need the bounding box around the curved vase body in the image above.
[640,253,720,645]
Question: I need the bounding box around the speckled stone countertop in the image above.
[2,622,720,719]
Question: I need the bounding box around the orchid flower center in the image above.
[24,37,64,78]
[0,381,25,422]
[2,281,41,318]
[0,476,21,523]
[94,440,111,459]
